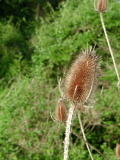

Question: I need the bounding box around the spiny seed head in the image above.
[55,99,67,122]
[97,0,107,12]
[65,48,98,103]
[116,144,120,158]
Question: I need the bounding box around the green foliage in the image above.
[0,77,64,160]
[0,22,23,79]
[32,0,120,84]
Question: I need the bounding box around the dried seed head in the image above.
[97,0,107,12]
[65,48,98,103]
[116,144,120,158]
[55,99,67,122]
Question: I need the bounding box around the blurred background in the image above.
[0,0,120,159]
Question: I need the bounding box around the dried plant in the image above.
[63,48,99,160]
[64,104,75,160]
[116,144,120,159]
[95,0,120,88]
[78,112,94,160]
[96,0,107,12]
[65,48,98,103]
[55,99,67,122]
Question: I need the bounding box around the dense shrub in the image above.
[0,22,24,80]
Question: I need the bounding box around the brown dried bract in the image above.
[55,100,67,122]
[65,48,98,103]
[97,0,107,12]
[116,144,120,158]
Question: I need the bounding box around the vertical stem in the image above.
[64,105,75,160]
[78,113,94,160]
[35,3,40,21]
[99,13,120,87]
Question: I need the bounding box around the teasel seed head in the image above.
[55,99,67,122]
[96,0,107,12]
[65,48,98,103]
[116,144,120,159]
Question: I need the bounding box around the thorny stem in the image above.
[78,112,94,160]
[58,78,64,98]
[64,105,75,160]
[99,13,120,88]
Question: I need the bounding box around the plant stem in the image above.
[78,112,94,160]
[64,105,75,160]
[99,13,120,88]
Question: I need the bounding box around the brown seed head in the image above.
[55,100,67,122]
[116,144,120,158]
[65,48,98,103]
[97,0,107,12]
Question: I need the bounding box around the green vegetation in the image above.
[0,0,120,159]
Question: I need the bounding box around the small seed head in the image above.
[97,0,107,12]
[55,100,67,122]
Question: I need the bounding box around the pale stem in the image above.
[78,113,94,160]
[64,105,75,160]
[99,13,120,87]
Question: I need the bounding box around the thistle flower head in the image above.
[96,0,107,12]
[55,99,67,122]
[65,48,98,103]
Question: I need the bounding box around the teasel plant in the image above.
[55,47,99,160]
[94,0,120,88]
